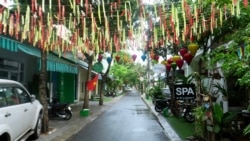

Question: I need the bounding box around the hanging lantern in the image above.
[98,54,103,62]
[167,58,173,64]
[141,54,147,62]
[150,51,155,59]
[115,55,120,62]
[183,53,193,65]
[176,59,184,69]
[132,54,137,61]
[107,57,112,64]
[172,55,181,62]
[154,55,159,61]
[171,62,177,71]
[188,43,199,56]
[166,63,171,72]
[179,48,188,57]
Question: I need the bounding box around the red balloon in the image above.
[183,53,193,65]
[176,59,184,69]
[179,48,188,57]
[167,58,173,64]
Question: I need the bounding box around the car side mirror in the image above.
[30,95,36,102]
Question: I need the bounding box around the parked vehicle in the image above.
[154,98,171,112]
[182,102,195,123]
[0,79,43,141]
[104,91,116,97]
[48,98,72,120]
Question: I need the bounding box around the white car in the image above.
[0,79,43,141]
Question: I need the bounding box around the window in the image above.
[0,90,7,107]
[15,87,30,103]
[3,87,20,106]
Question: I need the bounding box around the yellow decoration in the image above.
[172,55,181,62]
[188,43,199,56]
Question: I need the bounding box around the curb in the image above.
[140,95,182,141]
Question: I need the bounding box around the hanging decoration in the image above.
[115,55,120,62]
[167,58,173,64]
[107,57,112,64]
[171,62,177,71]
[98,54,103,62]
[132,54,137,61]
[166,63,172,72]
[176,59,184,69]
[0,0,247,59]
[183,53,193,65]
[188,43,199,56]
[172,55,181,62]
[141,54,147,62]
[179,48,188,57]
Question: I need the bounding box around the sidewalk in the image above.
[36,95,124,141]
[35,92,181,141]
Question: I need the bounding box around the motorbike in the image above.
[48,98,72,120]
[154,98,171,112]
[182,102,195,123]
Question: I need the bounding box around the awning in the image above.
[17,44,78,74]
[0,36,18,52]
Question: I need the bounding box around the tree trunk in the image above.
[40,50,49,133]
[83,54,93,109]
[99,55,112,106]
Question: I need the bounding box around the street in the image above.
[67,89,170,141]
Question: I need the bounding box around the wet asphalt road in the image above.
[67,89,170,141]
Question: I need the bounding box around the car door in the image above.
[15,87,36,131]
[0,87,24,140]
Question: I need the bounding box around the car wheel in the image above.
[29,114,42,140]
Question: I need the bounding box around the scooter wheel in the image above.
[155,104,163,112]
[184,112,195,123]
[64,109,72,120]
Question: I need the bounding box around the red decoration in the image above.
[167,58,173,64]
[166,63,171,72]
[132,54,137,61]
[98,54,103,62]
[87,74,98,91]
[115,55,120,61]
[179,48,188,57]
[154,55,159,61]
[183,53,193,65]
[176,59,184,69]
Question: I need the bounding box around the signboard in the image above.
[174,84,196,100]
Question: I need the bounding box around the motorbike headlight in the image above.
[67,106,72,110]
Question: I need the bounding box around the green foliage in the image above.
[212,103,237,134]
[243,124,250,136]
[193,106,206,138]
[148,85,164,99]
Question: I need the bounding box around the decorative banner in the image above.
[141,54,146,61]
[107,57,112,64]
[87,74,99,91]
[92,62,104,73]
